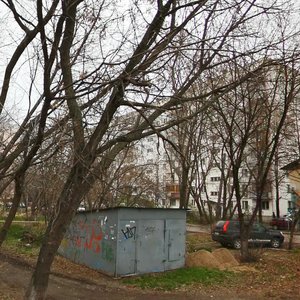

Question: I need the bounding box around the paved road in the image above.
[186,223,300,244]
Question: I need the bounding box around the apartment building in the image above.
[111,63,299,220]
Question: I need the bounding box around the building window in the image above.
[211,177,221,182]
[288,201,296,209]
[262,201,269,210]
[170,199,176,207]
[242,169,248,177]
[242,201,248,210]
[210,191,218,196]
[147,148,153,153]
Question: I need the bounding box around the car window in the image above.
[252,223,266,232]
[215,221,225,229]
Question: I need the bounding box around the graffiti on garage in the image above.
[61,216,115,261]
[59,208,186,277]
[73,219,103,253]
[121,226,136,240]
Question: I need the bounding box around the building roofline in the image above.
[76,206,187,214]
[281,159,300,171]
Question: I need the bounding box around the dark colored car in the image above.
[270,217,292,230]
[212,220,284,249]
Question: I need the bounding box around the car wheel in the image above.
[233,239,241,250]
[271,239,281,248]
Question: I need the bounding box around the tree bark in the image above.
[179,162,189,209]
[25,162,87,298]
[288,210,300,250]
[240,226,250,262]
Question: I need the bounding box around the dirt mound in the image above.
[212,248,239,268]
[186,249,221,268]
[186,248,239,269]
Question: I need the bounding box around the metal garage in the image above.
[58,207,186,277]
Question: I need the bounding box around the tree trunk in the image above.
[194,196,209,224]
[240,228,250,262]
[288,224,295,250]
[274,152,280,218]
[288,211,300,250]
[275,186,280,218]
[229,204,237,219]
[179,163,189,209]
[25,160,89,299]
[240,239,250,261]
[25,229,62,299]
[258,197,262,223]
[216,177,224,220]
[25,194,79,299]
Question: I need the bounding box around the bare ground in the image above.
[0,233,300,300]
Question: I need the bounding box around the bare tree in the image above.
[0,0,296,298]
[210,56,300,260]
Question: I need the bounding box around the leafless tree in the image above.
[0,0,296,298]
[210,56,300,260]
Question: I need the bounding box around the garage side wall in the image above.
[58,210,118,276]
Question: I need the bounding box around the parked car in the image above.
[270,216,293,230]
[212,220,284,249]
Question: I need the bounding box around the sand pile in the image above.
[186,248,239,269]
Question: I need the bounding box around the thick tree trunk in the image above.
[240,225,251,262]
[25,195,79,299]
[25,230,62,299]
[240,238,250,261]
[25,159,89,299]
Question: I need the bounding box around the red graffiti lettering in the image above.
[84,227,103,253]
[71,219,103,253]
